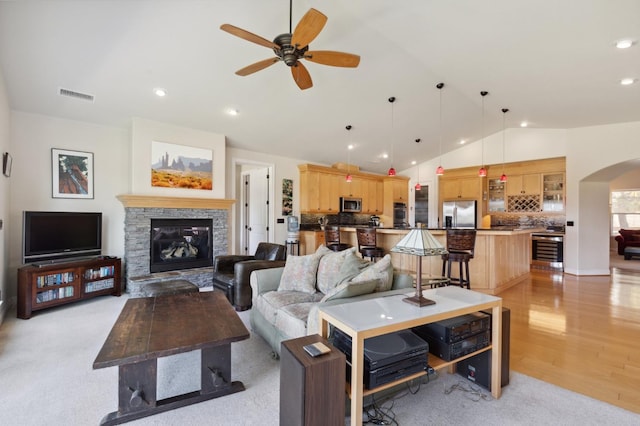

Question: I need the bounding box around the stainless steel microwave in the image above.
[340,197,362,213]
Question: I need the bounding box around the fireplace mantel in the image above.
[117,194,235,210]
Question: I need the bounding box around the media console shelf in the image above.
[18,257,122,319]
[319,286,502,426]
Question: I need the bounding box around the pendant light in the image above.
[388,96,396,176]
[415,138,421,190]
[435,82,445,176]
[478,91,489,177]
[345,125,353,182]
[500,108,509,182]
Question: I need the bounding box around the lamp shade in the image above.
[391,228,448,257]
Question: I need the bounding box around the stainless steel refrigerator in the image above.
[442,200,477,228]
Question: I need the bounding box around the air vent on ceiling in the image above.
[58,87,94,102]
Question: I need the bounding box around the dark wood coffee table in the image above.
[93,291,249,425]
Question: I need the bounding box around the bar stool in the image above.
[441,229,476,289]
[356,227,384,261]
[324,226,350,252]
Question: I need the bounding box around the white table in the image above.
[318,286,502,426]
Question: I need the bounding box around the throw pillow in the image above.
[351,254,393,292]
[316,247,357,294]
[278,253,322,294]
[320,279,379,302]
[336,251,371,284]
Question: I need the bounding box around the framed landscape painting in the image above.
[151,141,213,190]
[51,148,94,199]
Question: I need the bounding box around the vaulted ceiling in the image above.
[0,1,638,174]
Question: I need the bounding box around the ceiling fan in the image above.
[220,2,360,90]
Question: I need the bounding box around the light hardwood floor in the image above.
[501,266,640,414]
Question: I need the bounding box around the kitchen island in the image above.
[300,227,540,295]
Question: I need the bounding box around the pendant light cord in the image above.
[502,108,508,172]
[480,91,488,168]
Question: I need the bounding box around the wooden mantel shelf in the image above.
[117,194,235,210]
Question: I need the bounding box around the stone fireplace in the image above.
[117,195,235,295]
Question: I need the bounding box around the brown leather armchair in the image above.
[212,242,286,311]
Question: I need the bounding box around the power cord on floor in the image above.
[443,380,493,402]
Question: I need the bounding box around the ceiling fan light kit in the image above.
[220,5,360,90]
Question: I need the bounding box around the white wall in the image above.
[7,112,130,300]
[565,121,640,275]
[0,65,10,323]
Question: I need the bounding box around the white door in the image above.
[244,167,270,254]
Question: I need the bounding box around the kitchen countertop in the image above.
[300,225,548,234]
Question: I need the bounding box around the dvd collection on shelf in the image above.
[85,278,115,293]
[36,286,74,303]
[84,265,115,280]
[36,272,75,288]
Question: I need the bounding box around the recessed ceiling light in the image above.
[520,121,528,128]
[154,88,167,97]
[615,39,634,49]
[459,139,466,145]
[348,144,354,150]
[382,153,389,159]
[620,78,637,86]
[411,160,417,165]
[227,108,239,116]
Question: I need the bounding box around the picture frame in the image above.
[2,152,11,177]
[52,148,94,199]
[150,141,213,190]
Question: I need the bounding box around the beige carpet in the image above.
[0,291,638,425]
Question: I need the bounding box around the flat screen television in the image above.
[23,211,102,264]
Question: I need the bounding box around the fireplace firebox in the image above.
[150,219,213,273]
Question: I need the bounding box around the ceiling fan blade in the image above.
[305,51,360,68]
[236,58,280,76]
[291,62,313,90]
[291,8,327,48]
[220,24,280,50]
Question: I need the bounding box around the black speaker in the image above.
[456,307,510,391]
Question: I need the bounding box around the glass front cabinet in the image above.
[542,173,564,212]
[487,178,506,212]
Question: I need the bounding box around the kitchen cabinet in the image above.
[441,176,482,200]
[360,178,383,214]
[487,178,506,212]
[339,176,362,199]
[506,174,541,196]
[542,173,564,212]
[298,164,390,214]
[384,177,409,202]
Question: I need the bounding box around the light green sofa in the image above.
[249,247,414,357]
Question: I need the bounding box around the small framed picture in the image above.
[2,152,11,177]
[52,148,94,199]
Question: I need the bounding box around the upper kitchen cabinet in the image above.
[298,164,389,214]
[384,176,409,203]
[542,173,565,212]
[361,178,383,214]
[440,176,483,200]
[506,174,541,196]
[487,178,506,212]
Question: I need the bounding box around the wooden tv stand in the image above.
[17,257,122,319]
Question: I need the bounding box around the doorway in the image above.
[242,168,270,254]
